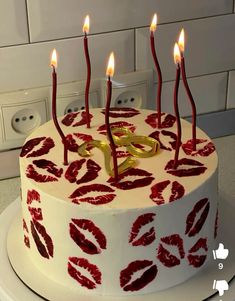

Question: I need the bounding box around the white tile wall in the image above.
[0,30,134,93]
[149,72,227,117]
[0,0,28,47]
[27,0,233,42]
[227,71,235,109]
[0,0,233,118]
[136,14,235,81]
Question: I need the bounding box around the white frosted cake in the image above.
[19,108,218,296]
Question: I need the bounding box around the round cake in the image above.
[19,107,218,296]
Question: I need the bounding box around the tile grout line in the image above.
[134,29,136,72]
[225,71,230,110]
[0,11,233,49]
[24,0,31,44]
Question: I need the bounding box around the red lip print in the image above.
[101,107,140,118]
[187,238,208,268]
[20,137,55,158]
[61,111,93,127]
[27,189,40,205]
[129,213,156,246]
[214,209,219,239]
[26,164,58,182]
[150,180,185,205]
[157,234,185,268]
[182,139,215,157]
[165,158,207,177]
[65,159,101,185]
[97,121,136,135]
[108,168,154,190]
[33,159,63,178]
[120,260,157,292]
[31,219,54,259]
[28,207,43,221]
[70,219,106,255]
[185,198,210,237]
[68,257,102,290]
[70,184,116,205]
[145,113,176,129]
[66,132,93,153]
[149,130,177,151]
[23,219,30,248]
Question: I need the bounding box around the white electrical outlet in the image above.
[50,79,101,117]
[100,70,154,109]
[0,88,49,151]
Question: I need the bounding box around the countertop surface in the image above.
[0,134,235,301]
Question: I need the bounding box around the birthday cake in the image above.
[19,107,218,296]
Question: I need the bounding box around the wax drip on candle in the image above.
[150,13,162,128]
[178,29,197,151]
[50,49,69,166]
[173,43,182,169]
[105,52,118,182]
[83,15,91,128]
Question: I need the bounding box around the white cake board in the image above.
[1,198,235,301]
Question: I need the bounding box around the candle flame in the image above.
[178,28,185,53]
[174,43,181,64]
[150,13,157,32]
[51,49,57,68]
[106,52,115,77]
[83,15,90,34]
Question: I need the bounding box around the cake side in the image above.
[19,108,218,296]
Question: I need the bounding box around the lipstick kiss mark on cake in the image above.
[120,260,157,292]
[61,111,93,127]
[145,113,176,129]
[150,180,185,205]
[185,198,210,237]
[182,139,215,157]
[68,257,102,289]
[31,219,54,259]
[165,158,207,177]
[101,107,140,118]
[66,132,93,153]
[26,164,58,182]
[65,159,101,185]
[23,219,30,248]
[214,209,219,239]
[28,207,43,221]
[129,213,156,246]
[33,159,63,178]
[20,137,55,158]
[27,189,40,205]
[97,121,136,135]
[149,130,177,151]
[70,184,116,205]
[157,234,185,267]
[108,168,154,190]
[70,219,107,255]
[187,238,208,268]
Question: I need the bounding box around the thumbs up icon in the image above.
[213,280,229,296]
[213,243,229,260]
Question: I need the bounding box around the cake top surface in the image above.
[20,108,218,210]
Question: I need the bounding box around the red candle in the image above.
[51,49,69,166]
[83,15,91,128]
[178,29,197,151]
[173,43,182,169]
[105,52,118,182]
[150,13,162,128]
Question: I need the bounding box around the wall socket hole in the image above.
[114,91,142,108]
[12,108,41,134]
[64,100,86,114]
